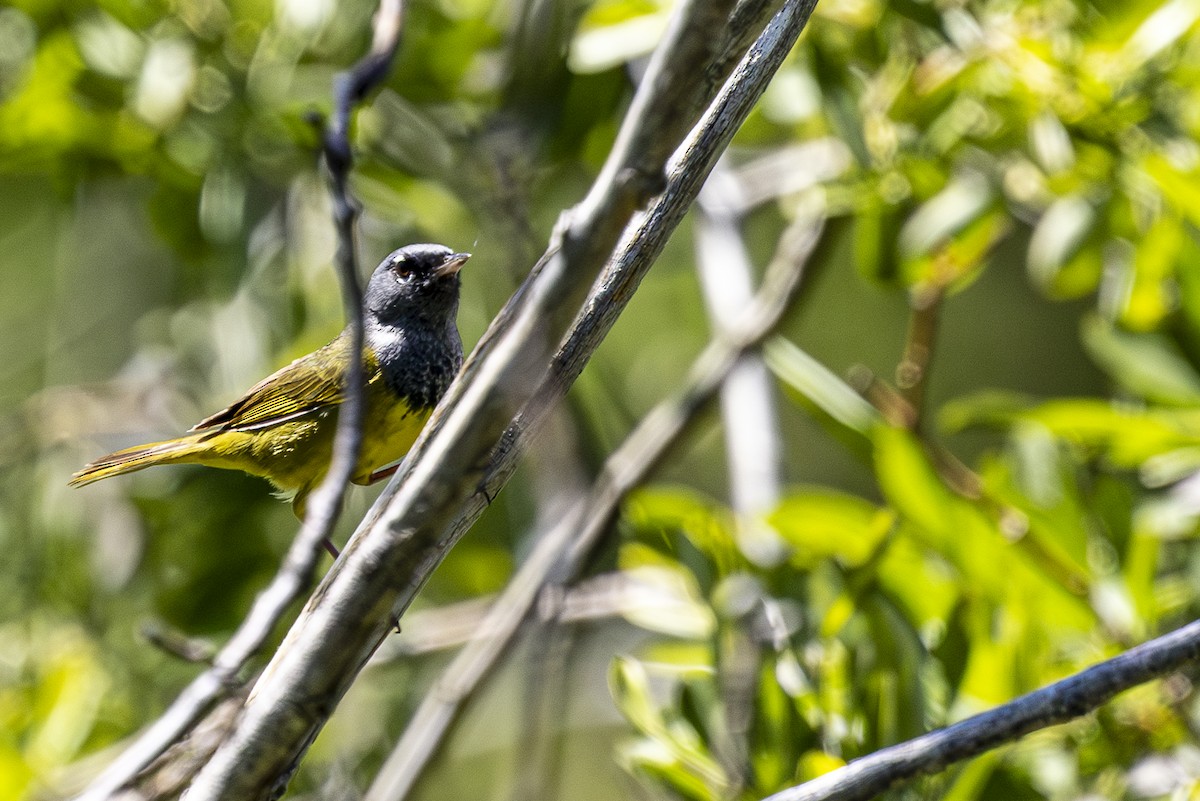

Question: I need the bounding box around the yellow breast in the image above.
[352,383,432,484]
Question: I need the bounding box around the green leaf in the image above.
[1143,152,1200,231]
[938,390,1036,433]
[617,741,717,801]
[872,425,988,548]
[622,487,740,581]
[941,747,1002,801]
[872,425,1094,631]
[1026,195,1103,298]
[569,0,666,73]
[619,565,716,639]
[902,208,1009,293]
[1120,214,1182,331]
[609,656,666,738]
[569,12,668,73]
[764,338,878,437]
[897,173,992,263]
[795,750,846,783]
[945,393,1200,468]
[1081,315,1200,405]
[609,657,730,801]
[751,656,806,791]
[876,536,960,629]
[768,488,894,568]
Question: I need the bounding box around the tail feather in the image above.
[69,436,206,487]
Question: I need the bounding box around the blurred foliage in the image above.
[600,1,1200,800]
[5,0,1200,799]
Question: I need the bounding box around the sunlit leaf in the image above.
[941,747,1002,801]
[876,535,959,629]
[1027,195,1103,298]
[617,740,717,801]
[796,749,846,782]
[897,172,992,264]
[623,487,741,580]
[768,487,894,568]
[1142,153,1200,232]
[1120,214,1183,331]
[609,656,666,738]
[619,565,716,639]
[609,657,730,801]
[764,338,878,438]
[938,390,1035,433]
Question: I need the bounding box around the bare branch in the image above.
[364,205,825,801]
[762,618,1200,801]
[71,4,407,799]
[180,1,818,797]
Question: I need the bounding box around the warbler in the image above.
[70,244,470,517]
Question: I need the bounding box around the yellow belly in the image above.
[353,391,431,484]
[194,382,430,498]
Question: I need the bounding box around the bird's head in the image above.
[365,243,470,327]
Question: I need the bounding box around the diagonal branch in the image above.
[181,1,819,797]
[762,617,1200,801]
[71,4,406,800]
[363,206,825,801]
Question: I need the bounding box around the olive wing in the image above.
[190,337,355,433]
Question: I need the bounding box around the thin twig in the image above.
[373,571,696,658]
[895,286,943,429]
[696,161,786,564]
[762,617,1200,801]
[363,208,825,801]
[508,622,575,801]
[181,3,818,797]
[71,5,407,800]
[141,622,217,666]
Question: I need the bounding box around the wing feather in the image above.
[189,335,364,433]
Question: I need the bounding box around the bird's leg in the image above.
[295,491,343,561]
[367,463,400,484]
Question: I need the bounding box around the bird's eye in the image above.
[393,262,413,281]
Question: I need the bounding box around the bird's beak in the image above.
[434,252,471,278]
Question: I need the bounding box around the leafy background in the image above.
[4,0,1200,798]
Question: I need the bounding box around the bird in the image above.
[70,243,470,519]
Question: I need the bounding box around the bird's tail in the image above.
[69,435,208,487]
